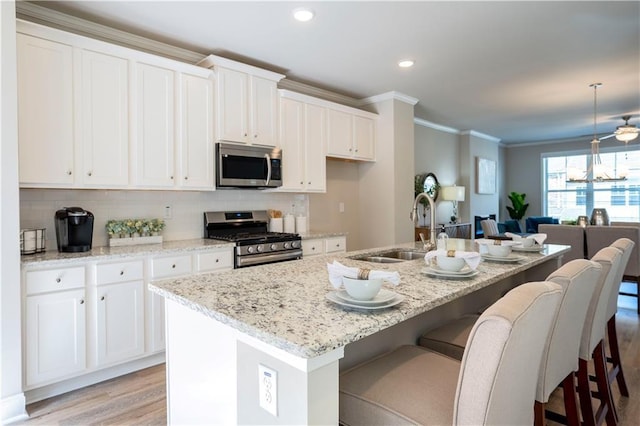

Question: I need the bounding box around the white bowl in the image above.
[521,237,535,248]
[487,244,512,257]
[436,255,466,272]
[342,277,383,301]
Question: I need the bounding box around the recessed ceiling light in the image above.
[398,60,415,68]
[293,8,314,22]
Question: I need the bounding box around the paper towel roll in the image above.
[269,218,283,232]
[295,216,307,235]
[284,214,295,233]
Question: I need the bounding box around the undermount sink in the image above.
[348,249,426,263]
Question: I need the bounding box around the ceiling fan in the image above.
[600,115,639,143]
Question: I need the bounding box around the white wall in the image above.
[20,189,308,249]
[1,0,28,422]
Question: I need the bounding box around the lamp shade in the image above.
[441,186,465,202]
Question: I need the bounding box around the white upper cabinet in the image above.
[135,63,176,187]
[80,50,129,186]
[198,55,284,147]
[17,34,75,186]
[279,92,326,192]
[180,73,215,189]
[327,107,377,161]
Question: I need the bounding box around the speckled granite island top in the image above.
[150,242,569,359]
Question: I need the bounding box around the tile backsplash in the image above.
[20,189,308,249]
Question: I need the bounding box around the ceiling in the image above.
[29,1,640,145]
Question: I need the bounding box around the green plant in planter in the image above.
[506,192,529,221]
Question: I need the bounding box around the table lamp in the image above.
[441,186,465,223]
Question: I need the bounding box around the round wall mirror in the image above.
[415,172,439,202]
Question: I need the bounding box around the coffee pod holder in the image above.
[20,228,46,255]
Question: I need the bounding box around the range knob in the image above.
[270,244,277,250]
[284,242,291,249]
[291,240,300,248]
[256,245,263,253]
[247,246,254,254]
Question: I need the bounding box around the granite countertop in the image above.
[21,238,235,268]
[150,241,570,359]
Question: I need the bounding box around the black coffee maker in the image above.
[55,207,94,252]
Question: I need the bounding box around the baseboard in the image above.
[24,353,165,405]
[1,393,28,425]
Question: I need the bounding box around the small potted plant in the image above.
[506,192,529,229]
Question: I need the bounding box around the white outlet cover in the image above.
[258,364,278,416]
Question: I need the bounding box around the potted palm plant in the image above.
[506,192,529,230]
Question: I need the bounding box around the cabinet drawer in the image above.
[96,260,144,285]
[302,239,325,257]
[325,237,346,253]
[196,250,233,273]
[150,255,192,279]
[25,266,85,295]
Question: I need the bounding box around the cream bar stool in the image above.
[339,281,562,426]
[578,246,623,426]
[418,259,603,426]
[605,238,635,398]
[480,218,499,237]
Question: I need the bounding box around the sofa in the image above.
[525,216,559,233]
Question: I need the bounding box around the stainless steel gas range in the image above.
[204,210,302,268]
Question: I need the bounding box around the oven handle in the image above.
[236,249,302,268]
[265,153,272,186]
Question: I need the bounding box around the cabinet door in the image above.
[251,76,278,147]
[304,103,327,192]
[326,109,353,158]
[81,50,129,186]
[325,236,347,253]
[302,238,325,257]
[180,74,214,189]
[217,67,249,143]
[136,63,175,187]
[353,115,376,160]
[25,289,86,386]
[17,34,74,186]
[96,281,145,366]
[279,98,305,190]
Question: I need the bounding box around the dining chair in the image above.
[578,246,623,426]
[480,219,499,237]
[339,281,562,426]
[418,259,603,426]
[605,238,635,399]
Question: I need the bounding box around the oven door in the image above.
[216,143,282,188]
[235,249,302,268]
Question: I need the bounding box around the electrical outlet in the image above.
[258,364,278,416]
[164,205,172,220]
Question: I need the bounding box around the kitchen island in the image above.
[150,241,569,425]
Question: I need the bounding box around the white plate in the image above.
[481,254,526,263]
[334,289,397,305]
[428,264,474,276]
[326,291,404,310]
[512,245,543,252]
[421,267,479,279]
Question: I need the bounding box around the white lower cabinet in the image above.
[302,236,347,257]
[22,246,234,396]
[95,260,145,366]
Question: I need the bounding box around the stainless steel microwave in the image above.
[216,143,282,188]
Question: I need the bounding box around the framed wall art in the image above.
[476,157,496,194]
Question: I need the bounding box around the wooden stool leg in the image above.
[594,341,618,426]
[578,358,596,426]
[607,316,629,397]
[562,372,580,426]
[534,401,546,426]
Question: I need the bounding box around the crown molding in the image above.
[414,118,459,135]
[359,91,419,106]
[16,1,206,63]
[460,130,502,144]
[277,79,361,107]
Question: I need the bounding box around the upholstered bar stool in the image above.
[578,247,623,426]
[339,281,562,426]
[480,219,499,237]
[605,238,635,398]
[419,259,603,426]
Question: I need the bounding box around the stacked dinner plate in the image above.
[422,264,479,279]
[326,288,404,310]
[480,252,527,263]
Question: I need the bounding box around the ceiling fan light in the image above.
[615,125,639,142]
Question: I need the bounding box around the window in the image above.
[543,148,640,222]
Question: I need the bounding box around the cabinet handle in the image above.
[355,149,358,153]
[101,296,105,301]
[120,270,124,276]
[308,181,311,185]
[87,171,92,177]
[300,181,304,185]
[336,243,340,247]
[67,170,72,176]
[172,264,176,269]
[80,299,85,304]
[348,148,353,152]
[170,176,174,180]
[244,133,248,137]
[254,134,258,138]
[215,258,219,263]
[56,277,61,283]
[184,176,188,180]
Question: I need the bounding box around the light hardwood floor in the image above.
[18,292,640,425]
